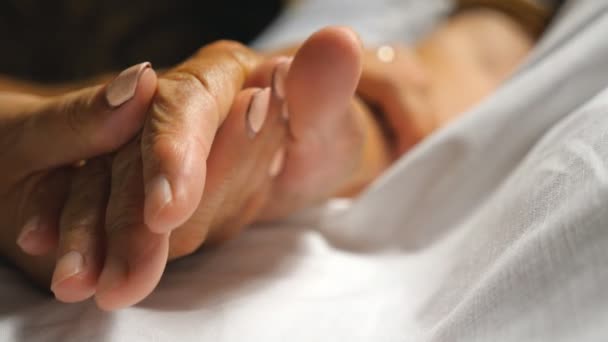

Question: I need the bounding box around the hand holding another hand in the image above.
[3,27,374,311]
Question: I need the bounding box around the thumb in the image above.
[6,62,157,178]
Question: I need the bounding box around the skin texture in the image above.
[0,8,535,310]
[0,27,372,310]
[92,28,367,310]
[0,68,159,286]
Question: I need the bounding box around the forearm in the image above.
[0,74,114,96]
[330,4,546,198]
[454,0,564,38]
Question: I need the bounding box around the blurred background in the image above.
[0,0,282,82]
[0,0,451,83]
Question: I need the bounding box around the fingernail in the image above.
[269,147,286,177]
[51,251,84,292]
[144,175,173,229]
[281,102,289,121]
[272,57,292,100]
[247,87,271,137]
[17,216,44,254]
[105,62,152,108]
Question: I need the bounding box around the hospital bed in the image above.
[2,0,608,341]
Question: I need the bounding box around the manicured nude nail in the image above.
[281,102,289,121]
[247,87,271,137]
[51,251,84,292]
[17,216,43,254]
[145,175,173,224]
[105,62,151,108]
[269,147,286,177]
[272,58,292,100]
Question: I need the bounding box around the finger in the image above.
[141,41,262,234]
[95,139,169,311]
[245,56,293,99]
[6,62,157,178]
[244,56,293,125]
[286,26,362,140]
[253,26,365,221]
[16,170,69,256]
[51,158,110,303]
[204,147,286,245]
[207,92,288,243]
[169,85,287,256]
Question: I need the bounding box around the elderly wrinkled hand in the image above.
[5,27,378,311]
[0,64,158,284]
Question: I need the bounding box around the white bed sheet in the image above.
[2,1,608,341]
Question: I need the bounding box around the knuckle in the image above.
[212,40,254,79]
[152,74,217,156]
[171,70,216,107]
[204,39,247,55]
[158,72,220,125]
[61,201,100,233]
[194,38,254,91]
[61,208,100,235]
[104,201,141,234]
[217,40,259,73]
